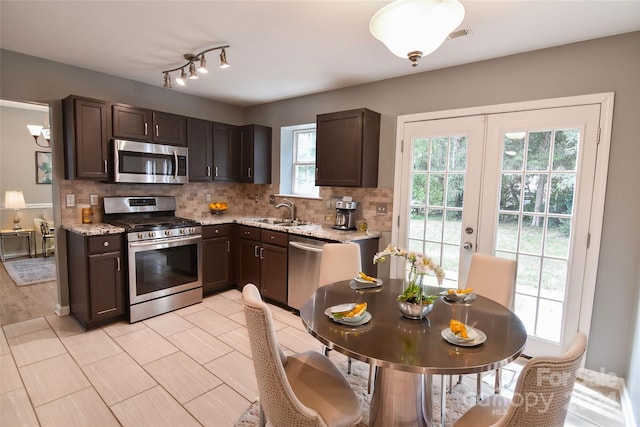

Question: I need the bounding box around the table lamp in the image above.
[5,191,27,229]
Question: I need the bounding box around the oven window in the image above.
[120,151,175,176]
[134,244,198,296]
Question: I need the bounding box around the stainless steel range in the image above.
[103,196,202,322]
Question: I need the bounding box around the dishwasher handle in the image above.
[289,241,324,253]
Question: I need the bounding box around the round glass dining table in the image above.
[299,279,527,427]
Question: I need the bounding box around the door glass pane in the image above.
[408,134,468,288]
[498,126,581,344]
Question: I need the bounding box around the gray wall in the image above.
[244,32,640,383]
[2,32,639,389]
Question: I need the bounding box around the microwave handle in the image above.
[174,151,178,179]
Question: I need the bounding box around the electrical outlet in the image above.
[376,203,387,216]
[66,194,76,207]
[205,193,212,202]
[90,194,99,206]
[269,195,275,204]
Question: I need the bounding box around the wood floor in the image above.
[0,257,57,326]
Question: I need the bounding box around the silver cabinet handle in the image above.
[260,247,264,260]
[103,241,109,247]
[215,166,219,177]
[226,241,230,252]
[155,124,159,137]
[144,122,148,135]
[248,167,252,178]
[116,256,121,271]
[207,166,211,177]
[254,245,259,258]
[104,160,108,174]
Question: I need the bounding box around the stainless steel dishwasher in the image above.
[288,236,325,310]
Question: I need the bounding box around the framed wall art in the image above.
[36,151,53,184]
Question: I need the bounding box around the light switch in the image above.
[205,193,212,202]
[376,203,387,216]
[66,194,76,207]
[90,194,99,206]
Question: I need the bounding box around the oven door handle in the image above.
[129,235,202,247]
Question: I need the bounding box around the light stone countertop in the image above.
[64,215,381,242]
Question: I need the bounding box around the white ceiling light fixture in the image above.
[162,44,230,89]
[27,124,51,148]
[370,0,465,67]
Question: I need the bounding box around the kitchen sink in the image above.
[252,218,312,227]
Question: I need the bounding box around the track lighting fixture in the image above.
[161,45,230,88]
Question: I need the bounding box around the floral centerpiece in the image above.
[373,245,445,316]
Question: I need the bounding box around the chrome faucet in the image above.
[275,198,295,221]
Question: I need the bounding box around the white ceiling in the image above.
[1,1,639,107]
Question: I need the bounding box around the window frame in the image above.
[290,127,318,197]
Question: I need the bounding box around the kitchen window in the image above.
[279,123,319,198]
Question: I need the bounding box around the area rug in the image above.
[3,257,56,286]
[235,359,494,427]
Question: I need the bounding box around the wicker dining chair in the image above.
[453,332,587,427]
[242,283,362,427]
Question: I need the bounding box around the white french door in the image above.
[392,95,613,357]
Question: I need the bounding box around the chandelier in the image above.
[162,45,230,88]
[370,0,465,67]
[27,124,51,148]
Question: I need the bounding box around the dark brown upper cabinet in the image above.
[187,119,238,182]
[112,104,187,146]
[315,108,380,187]
[239,124,272,184]
[63,95,111,180]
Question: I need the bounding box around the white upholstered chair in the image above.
[317,243,377,391]
[453,332,587,427]
[33,218,55,257]
[451,253,517,397]
[243,283,362,427]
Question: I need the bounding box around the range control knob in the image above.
[137,233,144,239]
[149,231,156,238]
[190,227,196,233]
[179,228,185,234]
[165,230,171,236]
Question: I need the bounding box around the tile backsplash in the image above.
[59,180,394,232]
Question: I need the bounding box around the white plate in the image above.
[354,277,383,285]
[441,326,487,346]
[330,303,355,314]
[324,307,372,326]
[440,290,476,303]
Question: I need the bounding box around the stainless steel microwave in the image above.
[113,139,188,184]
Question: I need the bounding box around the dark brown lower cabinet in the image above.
[67,231,125,328]
[202,224,235,295]
[236,226,288,306]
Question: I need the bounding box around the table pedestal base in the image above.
[370,367,433,427]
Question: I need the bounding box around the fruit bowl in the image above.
[209,202,228,215]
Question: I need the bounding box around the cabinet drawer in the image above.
[261,230,288,247]
[203,224,232,239]
[88,235,122,254]
[238,225,260,241]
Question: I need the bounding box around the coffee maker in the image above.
[333,200,357,230]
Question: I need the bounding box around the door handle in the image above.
[463,242,473,250]
[260,247,264,260]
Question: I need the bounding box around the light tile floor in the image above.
[0,289,629,426]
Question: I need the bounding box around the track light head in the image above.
[197,54,208,74]
[176,68,186,86]
[163,72,172,88]
[219,48,230,69]
[188,62,198,79]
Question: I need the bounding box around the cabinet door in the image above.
[153,111,187,146]
[239,125,271,184]
[316,110,363,186]
[187,118,213,181]
[203,236,233,293]
[213,122,237,181]
[238,238,260,287]
[88,251,124,322]
[260,243,288,305]
[112,104,152,140]
[316,108,380,187]
[63,96,110,180]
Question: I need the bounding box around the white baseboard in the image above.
[55,304,70,316]
[620,382,638,427]
[578,368,637,427]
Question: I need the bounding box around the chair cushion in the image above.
[285,351,362,427]
[453,395,511,427]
